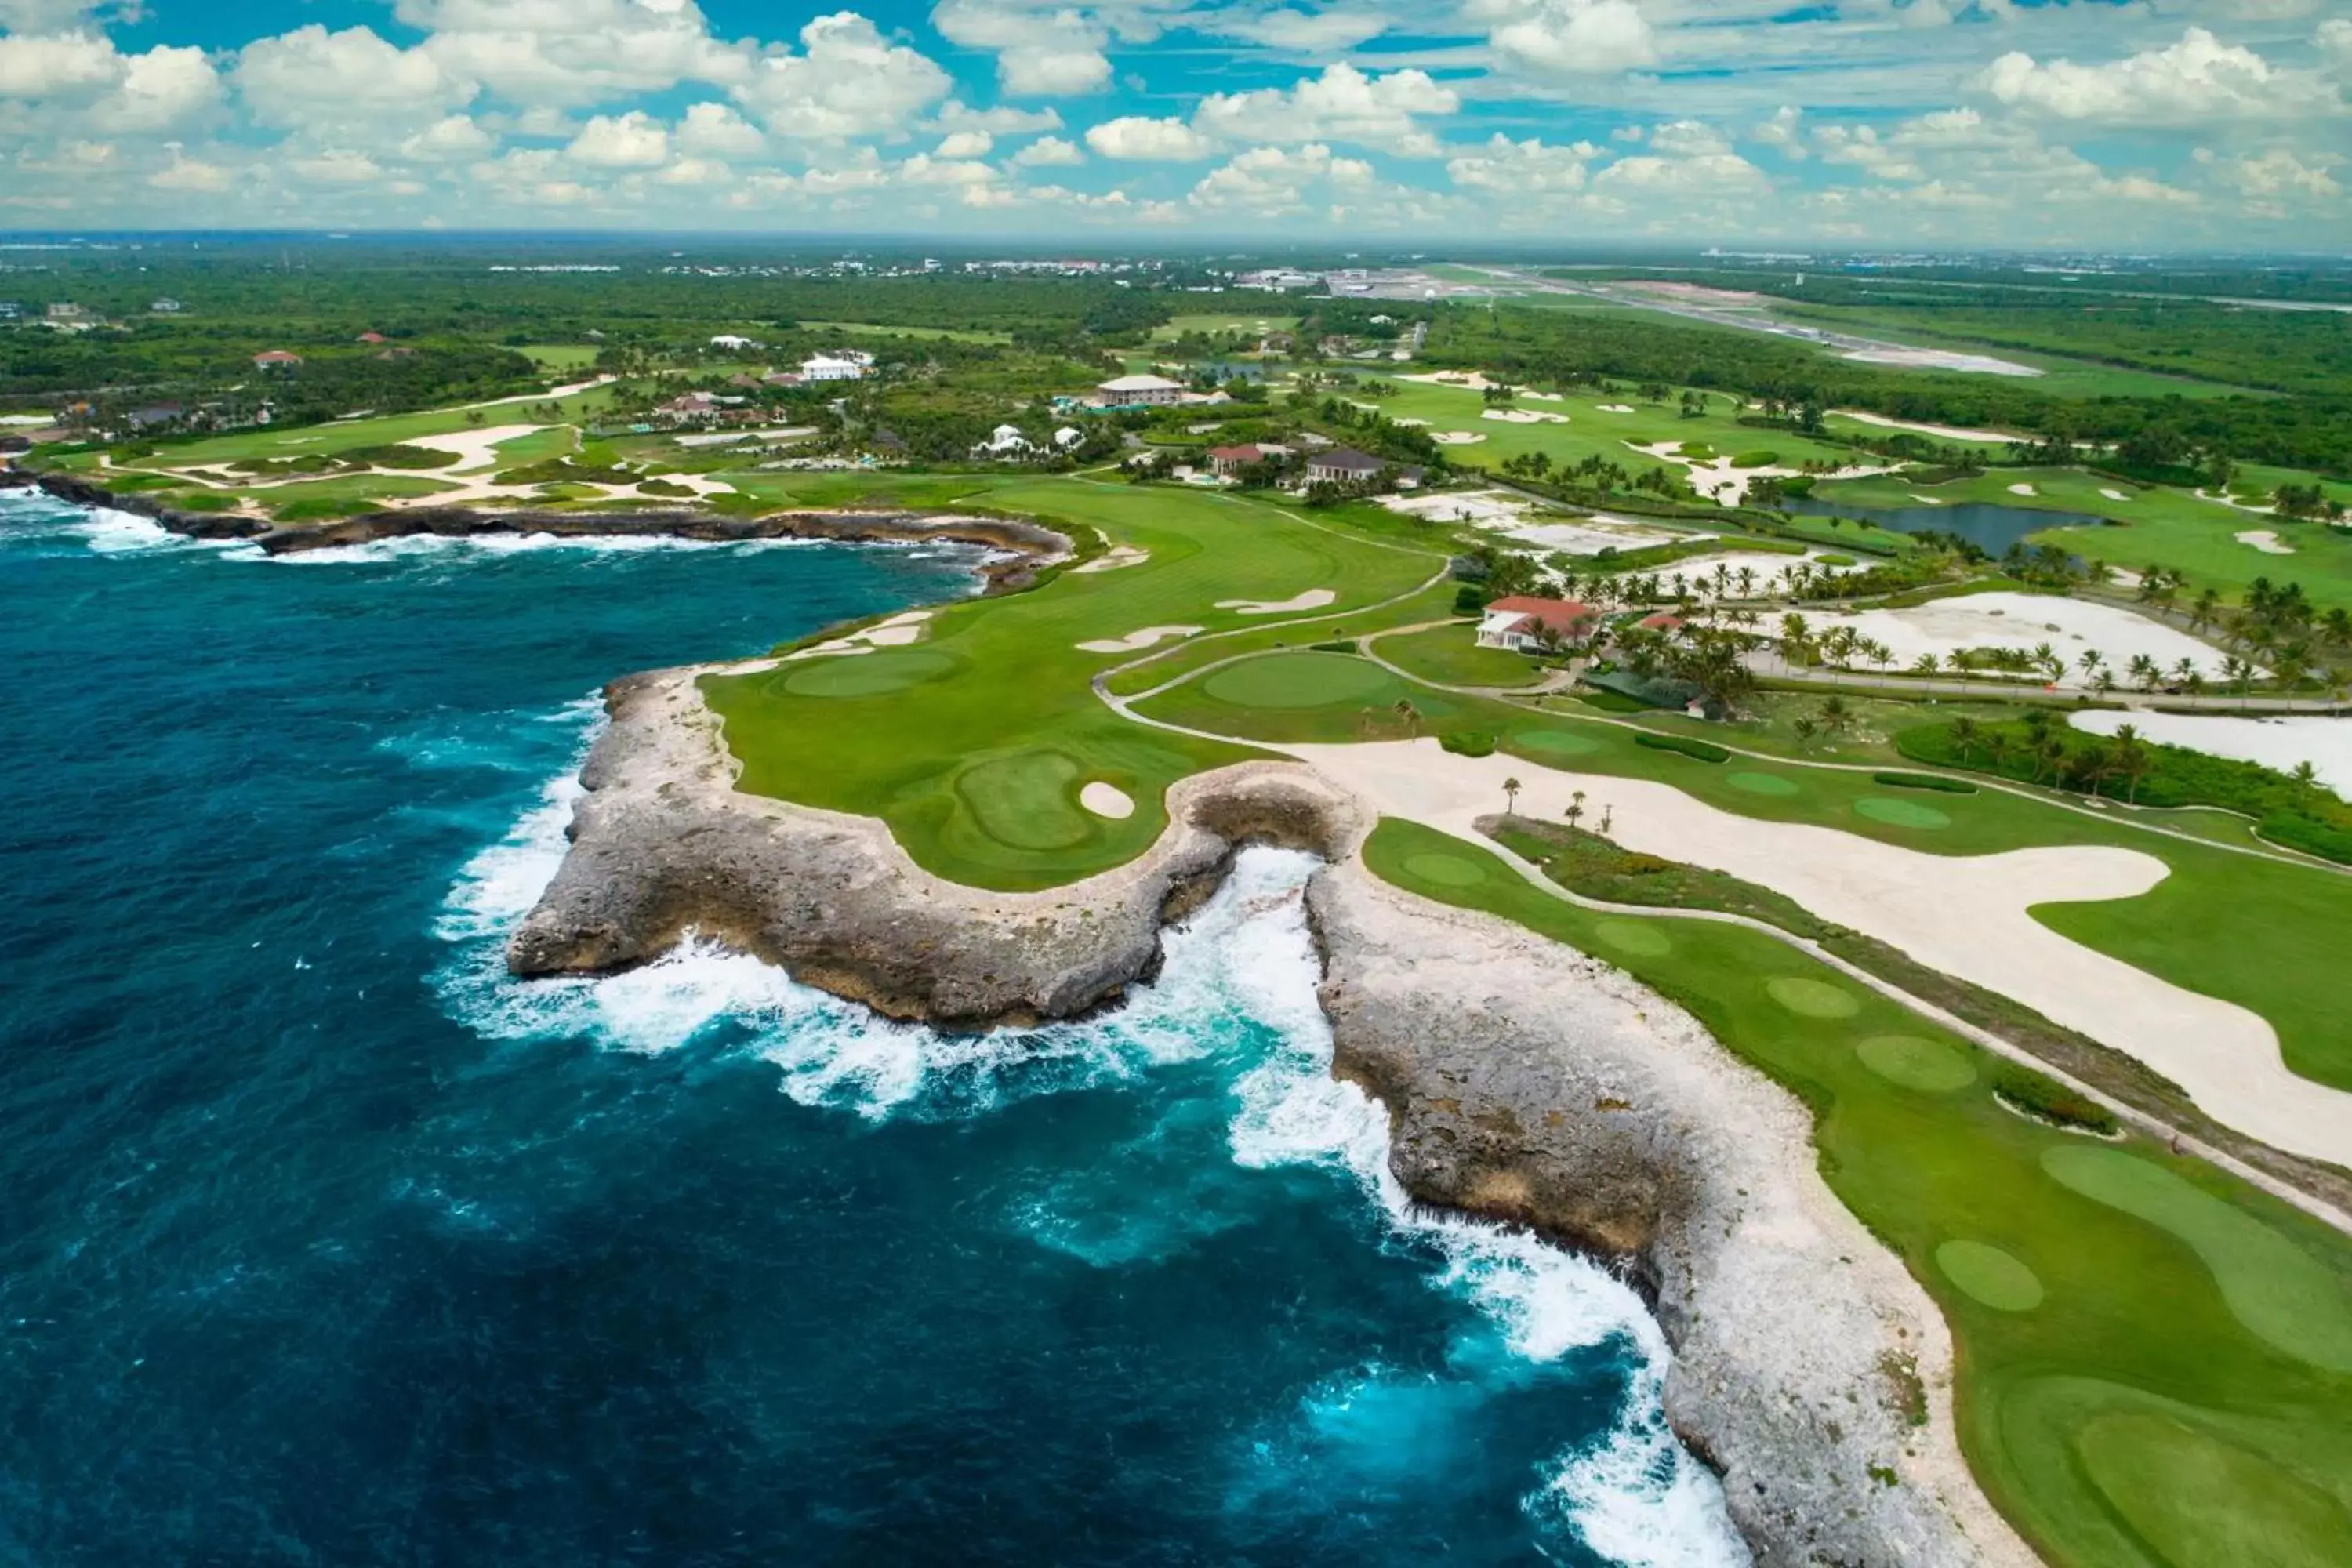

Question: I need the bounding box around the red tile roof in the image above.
[1486,595,1596,633]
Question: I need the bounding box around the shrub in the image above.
[1441,730,1498,757]
[1730,449,1780,468]
[1452,583,1486,615]
[343,443,459,470]
[1309,639,1359,654]
[636,477,695,498]
[1677,441,1716,459]
[1872,771,1978,794]
[1992,1065,2118,1135]
[1635,732,1729,764]
[2259,813,2352,864]
[1577,688,1647,713]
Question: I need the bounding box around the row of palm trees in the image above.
[1947,712,2159,803]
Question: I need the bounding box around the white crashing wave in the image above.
[435,762,1746,1564]
[0,493,257,557]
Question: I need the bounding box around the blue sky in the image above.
[1,0,2347,244]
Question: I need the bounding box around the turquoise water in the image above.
[0,493,1740,1565]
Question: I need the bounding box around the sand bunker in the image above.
[1521,390,1566,402]
[2007,483,2038,497]
[1391,417,1430,428]
[1073,545,1149,574]
[2236,530,2296,556]
[1402,370,1505,391]
[1079,781,1135,819]
[1285,739,2352,1166]
[1481,408,1570,425]
[411,424,549,474]
[1803,593,2236,688]
[1217,590,1338,615]
[1831,410,2022,445]
[1595,404,1635,413]
[786,610,934,660]
[1077,623,1203,653]
[1432,431,1487,446]
[2100,488,2133,503]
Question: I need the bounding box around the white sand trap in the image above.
[1073,545,1149,574]
[412,424,551,474]
[1217,590,1338,615]
[1805,593,2236,688]
[2100,488,2133,503]
[786,609,935,659]
[1521,390,1566,402]
[2007,483,2038,498]
[1391,417,1431,428]
[1079,781,1134,819]
[1284,739,2352,1166]
[1595,404,1635,413]
[2237,529,2296,555]
[1077,623,1203,653]
[1831,410,2022,444]
[1401,370,1505,391]
[1908,495,1947,506]
[2071,711,2352,800]
[1432,431,1487,446]
[1505,519,1686,555]
[1653,551,1856,597]
[1383,489,1534,528]
[1480,408,1570,424]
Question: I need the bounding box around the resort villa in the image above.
[1477,595,1599,652]
[1095,373,1185,408]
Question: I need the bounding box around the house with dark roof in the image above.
[1305,447,1421,487]
[1476,595,1599,652]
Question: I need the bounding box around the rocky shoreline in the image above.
[510,665,2039,1567]
[0,469,1073,592]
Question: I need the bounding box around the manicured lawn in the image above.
[699,476,1444,889]
[1151,313,1298,341]
[1370,623,1548,688]
[125,396,611,473]
[520,343,601,371]
[793,321,1014,344]
[1136,661,2352,1089]
[1366,818,2352,1568]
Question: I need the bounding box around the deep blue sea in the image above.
[0,492,1741,1566]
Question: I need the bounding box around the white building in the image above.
[1095,373,1185,407]
[975,423,1033,456]
[800,353,869,382]
[1053,426,1083,449]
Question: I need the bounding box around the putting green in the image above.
[1595,919,1672,956]
[1727,771,1800,797]
[953,751,1091,852]
[781,648,957,699]
[1766,977,1861,1018]
[1516,728,1602,758]
[2076,1410,2352,1568]
[1857,1034,1977,1093]
[1201,652,1394,710]
[2043,1145,2352,1372]
[1937,1240,2045,1311]
[1403,851,1488,887]
[1854,796,1951,829]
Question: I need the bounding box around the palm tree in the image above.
[2190,587,2221,633]
[2078,649,2103,681]
[1566,789,1587,832]
[1819,695,1853,737]
[2111,724,2152,804]
[2292,760,2320,797]
[1913,652,1941,678]
[1792,716,1818,749]
[1503,775,1523,816]
[1779,612,1813,669]
[1949,715,1982,762]
[1394,699,1421,736]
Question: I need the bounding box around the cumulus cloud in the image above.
[676,101,764,158]
[470,146,596,205]
[930,98,1063,134]
[151,143,233,193]
[1211,7,1392,53]
[1011,132,1085,165]
[1189,141,1374,214]
[2194,143,2343,209]
[399,0,753,107]
[733,13,952,137]
[1085,114,1214,158]
[286,149,387,184]
[0,31,222,136]
[1753,104,1806,158]
[1816,123,1925,180]
[1192,64,1457,156]
[1481,0,1657,80]
[933,0,1114,95]
[1979,27,2336,125]
[1446,132,1597,192]
[0,31,122,96]
[401,114,495,159]
[936,129,995,157]
[568,110,670,167]
[237,25,471,129]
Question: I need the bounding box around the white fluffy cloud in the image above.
[1212,7,1393,53]
[931,98,1063,134]
[1753,104,1806,158]
[936,129,994,158]
[398,0,753,108]
[237,26,471,129]
[286,149,387,184]
[150,143,233,193]
[1980,27,2336,125]
[1011,132,1085,165]
[0,31,121,96]
[1481,0,1657,80]
[1189,141,1374,214]
[568,110,670,167]
[1446,132,1598,192]
[401,114,496,160]
[0,31,222,134]
[1193,64,1457,156]
[932,0,1113,95]
[2195,143,2343,212]
[1085,114,1214,158]
[676,102,764,158]
[732,13,952,137]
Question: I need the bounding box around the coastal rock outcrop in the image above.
[506,666,1363,1029]
[509,668,2037,1566]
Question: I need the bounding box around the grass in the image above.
[520,343,601,371]
[697,475,1443,889]
[793,321,1013,344]
[1134,663,2352,1090]
[1369,623,1548,688]
[1366,818,2352,1568]
[1151,314,1298,342]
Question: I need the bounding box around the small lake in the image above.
[1784,496,2108,555]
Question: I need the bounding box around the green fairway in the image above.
[699,476,1442,889]
[1137,660,2352,1091]
[1200,651,1393,708]
[1370,623,1548,688]
[1366,818,2352,1568]
[1152,313,1298,341]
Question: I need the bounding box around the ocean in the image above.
[0,492,1742,1566]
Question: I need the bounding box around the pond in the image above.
[1784,496,2109,556]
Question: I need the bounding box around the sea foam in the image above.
[437,753,1748,1565]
